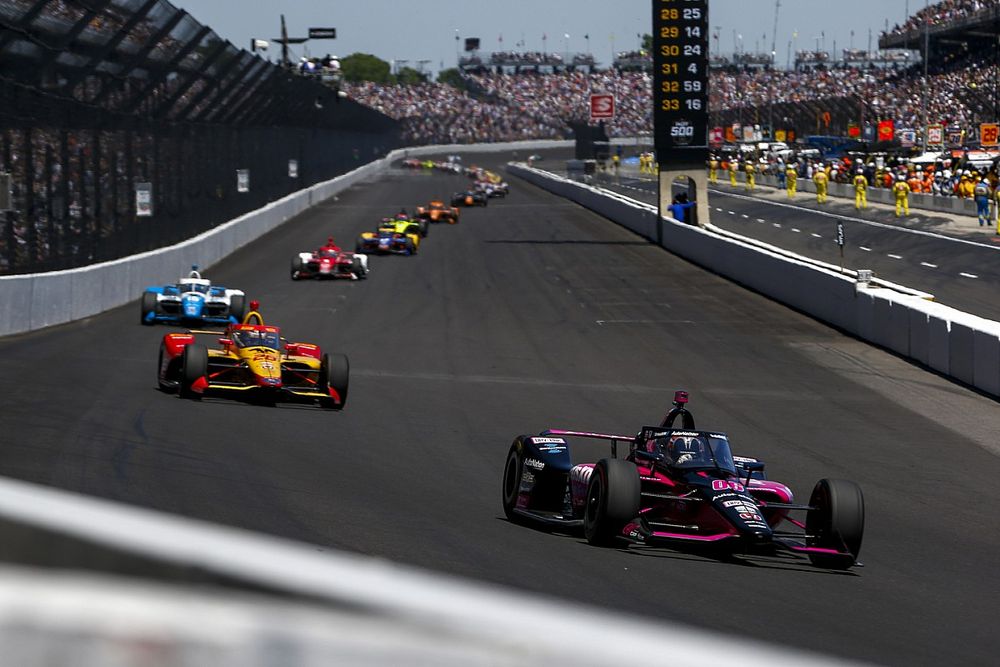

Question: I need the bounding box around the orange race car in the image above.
[416,200,460,224]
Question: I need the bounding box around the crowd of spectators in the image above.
[342,80,570,144]
[885,0,996,37]
[347,48,1000,146]
[343,70,652,143]
[347,61,1000,145]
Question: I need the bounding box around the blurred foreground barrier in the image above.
[0,475,855,667]
[508,162,1000,399]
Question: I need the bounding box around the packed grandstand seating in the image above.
[885,0,998,37]
[345,54,998,145]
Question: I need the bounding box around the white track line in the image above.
[791,228,801,233]
[859,246,872,252]
[888,254,903,260]
[920,262,938,268]
[960,272,979,279]
[810,233,822,238]
[708,187,1000,251]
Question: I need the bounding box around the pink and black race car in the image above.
[501,391,864,570]
[291,238,369,280]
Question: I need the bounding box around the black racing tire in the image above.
[806,478,864,569]
[179,343,208,400]
[405,238,416,255]
[501,440,526,522]
[418,220,429,238]
[320,352,349,410]
[140,292,158,325]
[584,458,640,547]
[355,236,366,254]
[228,294,247,321]
[290,256,305,281]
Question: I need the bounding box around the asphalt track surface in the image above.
[600,173,1000,320]
[3,152,1000,666]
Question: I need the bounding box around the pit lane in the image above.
[598,172,1000,320]
[1,150,998,666]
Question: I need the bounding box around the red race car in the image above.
[291,237,369,280]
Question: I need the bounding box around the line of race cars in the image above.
[134,159,862,572]
[139,159,504,411]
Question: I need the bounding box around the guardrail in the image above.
[509,162,1000,398]
[0,139,573,338]
[0,474,854,666]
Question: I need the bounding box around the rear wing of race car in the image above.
[540,429,637,459]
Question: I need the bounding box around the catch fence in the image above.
[0,0,400,274]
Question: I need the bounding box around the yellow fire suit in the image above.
[853,174,868,209]
[893,180,910,217]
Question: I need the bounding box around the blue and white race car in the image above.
[140,268,247,326]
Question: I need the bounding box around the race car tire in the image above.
[140,292,158,325]
[355,236,366,254]
[228,294,247,321]
[404,238,416,255]
[805,478,864,569]
[320,352,349,410]
[584,458,640,547]
[290,256,305,281]
[418,220,429,238]
[352,256,367,279]
[501,440,526,522]
[180,343,208,400]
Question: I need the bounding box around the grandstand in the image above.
[459,50,597,73]
[0,0,399,274]
[882,0,1000,48]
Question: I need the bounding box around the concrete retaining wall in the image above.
[0,140,572,338]
[510,162,1000,399]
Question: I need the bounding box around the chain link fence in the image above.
[0,0,400,274]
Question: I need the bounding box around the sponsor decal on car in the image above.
[524,458,545,470]
[733,456,760,463]
[531,437,566,444]
[712,480,745,492]
[722,499,744,508]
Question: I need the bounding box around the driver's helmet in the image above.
[395,209,408,220]
[664,434,709,466]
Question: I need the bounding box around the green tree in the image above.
[340,53,392,84]
[394,67,427,85]
[642,33,652,52]
[437,67,466,89]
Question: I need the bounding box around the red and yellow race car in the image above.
[157,302,349,410]
[416,200,460,224]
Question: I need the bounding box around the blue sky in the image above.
[173,0,917,73]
